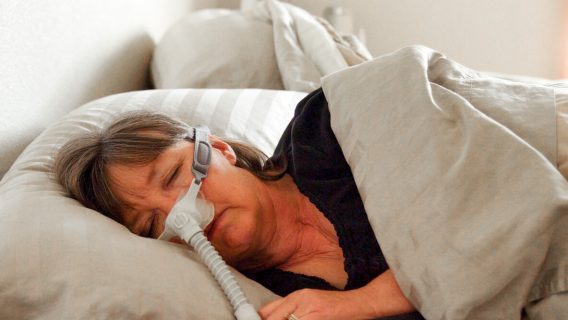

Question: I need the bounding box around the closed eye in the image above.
[165,165,181,187]
[143,211,160,238]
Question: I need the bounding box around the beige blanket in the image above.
[322,46,568,319]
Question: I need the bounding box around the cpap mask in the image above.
[157,125,260,320]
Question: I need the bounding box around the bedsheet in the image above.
[322,46,568,319]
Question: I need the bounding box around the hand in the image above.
[258,288,372,320]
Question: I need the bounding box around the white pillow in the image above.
[151,9,284,90]
[0,88,307,319]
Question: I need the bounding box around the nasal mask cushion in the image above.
[157,125,214,241]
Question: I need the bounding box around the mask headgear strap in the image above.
[157,125,213,241]
[190,125,212,185]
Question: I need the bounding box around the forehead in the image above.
[108,141,190,193]
[107,161,152,188]
[107,162,153,213]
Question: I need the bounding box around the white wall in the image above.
[286,0,567,79]
[0,0,200,178]
[220,0,567,78]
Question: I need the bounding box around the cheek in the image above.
[200,157,243,196]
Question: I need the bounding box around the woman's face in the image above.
[107,137,271,265]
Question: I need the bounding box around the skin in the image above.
[108,137,415,320]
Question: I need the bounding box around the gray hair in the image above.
[54,111,286,222]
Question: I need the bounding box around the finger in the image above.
[258,297,285,318]
[264,299,298,320]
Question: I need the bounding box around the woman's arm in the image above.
[258,269,416,320]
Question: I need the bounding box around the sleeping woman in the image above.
[54,88,424,320]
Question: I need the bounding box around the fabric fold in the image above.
[243,0,370,92]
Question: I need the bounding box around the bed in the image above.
[1,1,567,319]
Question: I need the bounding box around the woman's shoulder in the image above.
[292,88,327,117]
[271,88,344,174]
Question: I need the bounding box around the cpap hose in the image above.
[189,231,260,320]
[159,181,260,320]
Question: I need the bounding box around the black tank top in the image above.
[245,89,424,320]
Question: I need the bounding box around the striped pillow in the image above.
[0,88,307,319]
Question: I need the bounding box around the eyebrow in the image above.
[147,150,187,186]
[146,163,169,187]
[146,167,160,184]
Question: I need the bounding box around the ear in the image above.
[209,135,237,165]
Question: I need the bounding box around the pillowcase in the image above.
[0,88,307,319]
[151,9,284,90]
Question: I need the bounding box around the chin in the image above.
[223,227,255,250]
[212,227,255,264]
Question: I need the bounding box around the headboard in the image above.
[0,0,201,179]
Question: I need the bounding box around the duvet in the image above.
[322,46,568,319]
